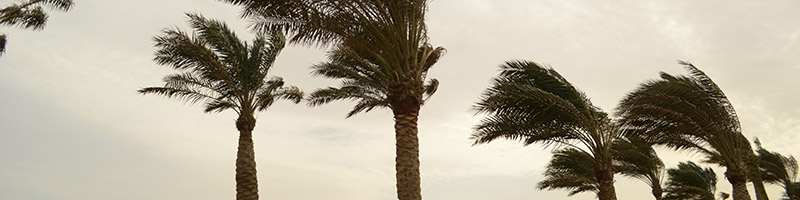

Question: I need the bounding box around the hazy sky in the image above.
[1,0,799,199]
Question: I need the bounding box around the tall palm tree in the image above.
[538,148,600,197]
[663,162,717,200]
[616,61,752,200]
[754,138,798,200]
[0,0,73,55]
[138,13,302,200]
[219,1,443,199]
[612,136,665,200]
[473,60,620,200]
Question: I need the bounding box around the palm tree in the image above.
[219,1,443,199]
[616,61,752,200]
[0,0,73,55]
[538,148,600,197]
[663,162,717,200]
[612,136,665,200]
[138,13,302,200]
[473,60,620,200]
[754,138,798,200]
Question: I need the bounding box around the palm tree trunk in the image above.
[596,155,617,200]
[652,185,663,200]
[393,104,422,200]
[235,114,259,200]
[726,168,752,200]
[747,154,769,200]
[752,178,769,200]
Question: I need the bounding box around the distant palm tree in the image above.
[612,136,665,200]
[138,13,302,200]
[0,0,73,55]
[538,148,599,196]
[218,1,443,199]
[617,61,753,200]
[663,162,717,200]
[754,138,799,200]
[473,61,620,200]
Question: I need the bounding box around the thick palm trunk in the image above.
[393,105,422,200]
[235,114,259,200]
[595,155,617,200]
[727,168,752,200]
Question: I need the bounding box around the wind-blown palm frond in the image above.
[538,148,599,196]
[754,138,798,200]
[473,60,620,200]
[663,162,717,200]
[617,61,752,200]
[0,0,73,55]
[612,136,665,199]
[306,43,441,117]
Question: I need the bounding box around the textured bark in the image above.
[393,104,422,200]
[235,114,259,200]
[595,154,617,200]
[727,168,752,200]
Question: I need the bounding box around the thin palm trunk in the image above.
[752,175,769,200]
[727,169,751,200]
[393,104,422,200]
[235,114,259,200]
[653,186,663,200]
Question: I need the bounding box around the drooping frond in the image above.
[754,138,799,199]
[612,136,665,191]
[617,61,747,171]
[538,148,599,196]
[141,13,300,115]
[473,60,612,151]
[663,162,717,200]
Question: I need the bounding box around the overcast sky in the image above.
[1,0,799,199]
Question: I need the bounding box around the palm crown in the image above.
[139,13,302,116]
[473,60,620,200]
[617,61,752,200]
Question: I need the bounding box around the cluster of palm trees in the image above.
[134,1,798,200]
[473,61,799,200]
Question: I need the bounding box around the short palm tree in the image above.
[612,136,665,200]
[138,13,302,200]
[538,148,599,196]
[663,161,717,200]
[219,1,443,199]
[473,60,620,200]
[754,138,798,200]
[617,61,752,200]
[0,0,73,55]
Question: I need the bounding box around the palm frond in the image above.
[537,148,599,196]
[142,13,299,116]
[663,161,717,200]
